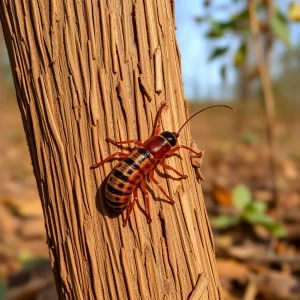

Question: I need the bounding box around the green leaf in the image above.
[234,42,247,67]
[230,8,249,30]
[288,2,300,21]
[243,213,287,237]
[212,216,240,229]
[206,21,230,39]
[233,184,252,210]
[269,224,287,238]
[206,28,224,39]
[208,47,229,61]
[270,15,291,46]
[243,210,267,224]
[260,216,287,237]
[220,65,227,81]
[205,17,247,39]
[276,6,288,24]
[245,200,267,215]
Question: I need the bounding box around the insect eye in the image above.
[160,131,177,147]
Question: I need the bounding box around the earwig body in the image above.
[105,147,155,212]
[91,102,233,226]
[143,135,172,160]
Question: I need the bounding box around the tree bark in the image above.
[0,1,221,299]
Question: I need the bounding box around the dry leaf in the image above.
[256,271,300,299]
[217,259,249,280]
[213,185,233,206]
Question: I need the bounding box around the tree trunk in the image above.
[0,1,221,299]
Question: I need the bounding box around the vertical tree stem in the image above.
[0,1,222,299]
[248,0,280,206]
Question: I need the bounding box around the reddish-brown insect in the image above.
[91,102,233,226]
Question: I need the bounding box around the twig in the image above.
[230,253,300,264]
[243,275,257,300]
[188,273,209,300]
[248,0,280,207]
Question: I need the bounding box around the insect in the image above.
[91,102,233,226]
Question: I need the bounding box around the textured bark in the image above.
[0,1,221,299]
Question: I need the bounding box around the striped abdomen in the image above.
[105,147,155,212]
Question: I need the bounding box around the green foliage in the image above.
[213,184,287,237]
[209,46,229,60]
[234,42,247,67]
[212,215,240,229]
[270,15,291,46]
[195,1,293,80]
[233,184,251,210]
[206,21,225,38]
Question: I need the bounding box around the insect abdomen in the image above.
[105,148,154,211]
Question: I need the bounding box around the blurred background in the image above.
[1,0,300,299]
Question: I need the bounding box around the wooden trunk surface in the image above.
[0,1,222,299]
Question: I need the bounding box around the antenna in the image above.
[175,105,234,136]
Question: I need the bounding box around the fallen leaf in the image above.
[19,219,46,239]
[11,199,43,218]
[213,185,233,206]
[217,259,249,280]
[256,271,300,299]
[280,159,298,180]
[228,244,266,260]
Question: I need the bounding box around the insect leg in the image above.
[123,188,138,227]
[148,169,175,205]
[167,145,203,157]
[140,179,152,224]
[153,124,161,136]
[151,102,167,136]
[158,161,188,179]
[106,137,143,147]
[90,152,127,169]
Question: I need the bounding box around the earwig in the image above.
[91,102,233,226]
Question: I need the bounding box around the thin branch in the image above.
[248,0,279,206]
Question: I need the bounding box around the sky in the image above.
[1,1,299,101]
[175,0,300,100]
